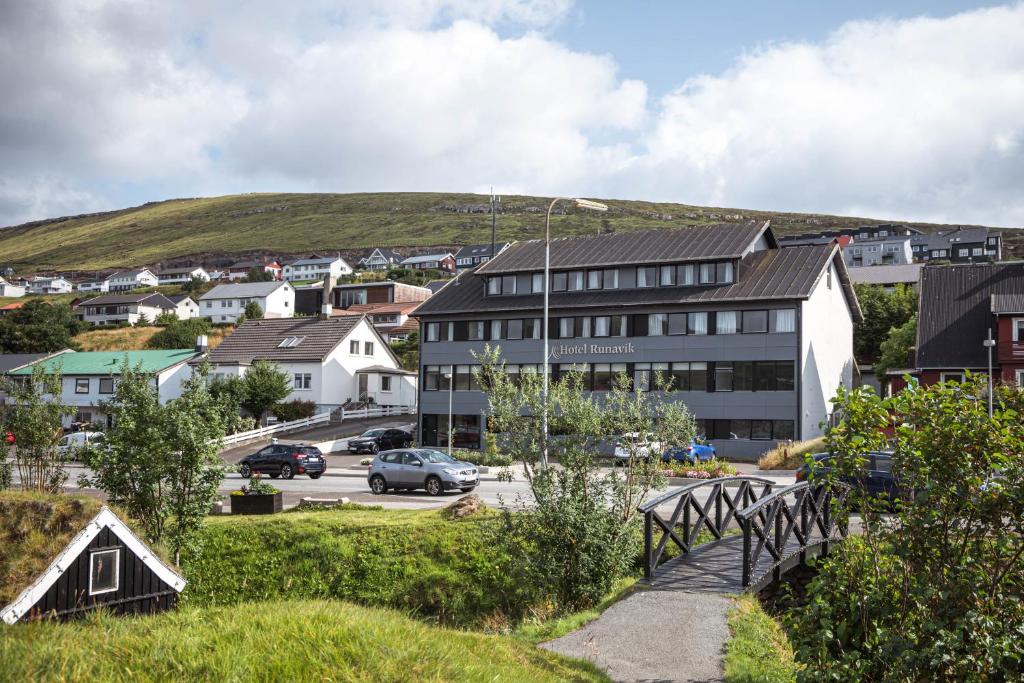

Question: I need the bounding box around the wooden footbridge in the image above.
[639,476,850,593]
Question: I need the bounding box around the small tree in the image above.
[389,331,419,371]
[853,283,917,363]
[0,300,83,353]
[0,365,73,492]
[244,268,273,282]
[874,314,917,377]
[147,317,212,350]
[240,360,291,424]
[243,301,264,320]
[208,375,251,433]
[154,311,178,326]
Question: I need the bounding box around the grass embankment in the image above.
[725,594,799,683]
[74,324,234,351]
[0,599,608,682]
[0,191,992,272]
[758,437,826,470]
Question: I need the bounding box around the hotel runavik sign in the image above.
[551,342,635,359]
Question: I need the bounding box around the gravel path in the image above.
[542,588,732,682]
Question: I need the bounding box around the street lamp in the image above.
[983,329,996,418]
[444,366,454,455]
[541,197,609,468]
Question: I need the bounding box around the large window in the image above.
[75,378,90,394]
[668,313,687,336]
[742,310,768,333]
[552,272,568,291]
[716,262,734,283]
[421,414,481,449]
[99,378,114,394]
[637,266,656,288]
[648,313,668,336]
[688,312,708,335]
[699,263,716,284]
[704,419,795,441]
[558,317,574,338]
[89,548,119,596]
[678,264,695,286]
[660,265,676,286]
[568,271,584,291]
[468,321,485,341]
[716,311,738,334]
[714,362,733,391]
[532,272,544,293]
[769,309,796,333]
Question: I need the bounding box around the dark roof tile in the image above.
[202,316,363,365]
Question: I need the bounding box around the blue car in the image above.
[662,441,717,464]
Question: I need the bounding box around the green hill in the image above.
[0,191,1013,272]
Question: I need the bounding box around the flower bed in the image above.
[661,458,737,480]
[230,473,282,515]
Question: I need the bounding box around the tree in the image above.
[0,300,83,353]
[244,268,273,282]
[389,331,419,371]
[475,346,695,611]
[853,283,917,363]
[874,314,917,377]
[0,364,73,492]
[80,363,228,560]
[208,375,252,434]
[385,267,444,287]
[240,360,291,424]
[147,317,212,349]
[243,301,264,320]
[154,311,179,326]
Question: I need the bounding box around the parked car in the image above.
[367,449,478,496]
[795,452,907,502]
[347,428,414,454]
[238,443,326,480]
[56,431,105,459]
[662,440,717,464]
[611,433,662,462]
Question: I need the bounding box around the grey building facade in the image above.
[414,222,862,460]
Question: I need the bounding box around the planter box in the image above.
[231,491,283,515]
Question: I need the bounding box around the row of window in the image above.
[485,261,736,296]
[72,377,116,394]
[349,340,375,356]
[423,361,795,393]
[423,308,795,342]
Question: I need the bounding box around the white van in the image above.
[57,431,105,459]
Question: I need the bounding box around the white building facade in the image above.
[283,257,352,282]
[198,281,295,323]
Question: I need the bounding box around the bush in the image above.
[0,461,10,491]
[271,399,317,422]
[452,449,513,467]
[662,458,737,478]
[147,317,212,349]
[757,437,825,470]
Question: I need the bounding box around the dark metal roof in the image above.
[0,353,51,374]
[991,293,1024,314]
[475,222,773,275]
[79,293,177,308]
[917,262,1024,369]
[416,244,861,321]
[455,243,509,259]
[202,316,363,365]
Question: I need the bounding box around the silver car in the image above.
[367,449,479,496]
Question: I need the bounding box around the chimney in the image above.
[320,272,336,319]
[195,335,209,354]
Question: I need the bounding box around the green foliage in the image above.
[389,330,419,371]
[0,461,10,491]
[787,377,1024,680]
[0,599,607,683]
[243,300,263,320]
[852,283,917,363]
[153,311,178,326]
[661,458,738,478]
[0,300,83,353]
[271,399,317,422]
[454,447,514,467]
[79,363,228,559]
[146,316,212,349]
[386,267,444,287]
[239,360,291,423]
[232,472,278,496]
[244,267,274,282]
[207,374,251,434]
[0,365,73,492]
[725,595,798,683]
[874,313,917,376]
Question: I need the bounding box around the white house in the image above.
[157,266,210,286]
[399,253,456,274]
[199,315,416,413]
[77,293,179,326]
[455,243,510,270]
[198,281,295,323]
[77,279,110,293]
[359,248,401,271]
[168,295,200,320]
[27,276,73,294]
[0,276,25,297]
[283,256,352,282]
[9,349,198,428]
[107,269,159,292]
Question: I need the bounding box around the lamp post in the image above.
[444,366,454,455]
[541,197,609,468]
[983,329,996,418]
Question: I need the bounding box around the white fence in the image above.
[336,405,416,421]
[221,412,330,447]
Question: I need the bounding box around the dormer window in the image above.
[699,263,716,284]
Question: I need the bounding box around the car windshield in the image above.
[362,429,386,437]
[418,450,457,464]
[298,447,320,455]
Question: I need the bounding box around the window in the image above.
[364,341,374,355]
[668,313,687,335]
[770,309,796,333]
[587,270,603,290]
[593,316,611,337]
[575,316,592,338]
[751,420,773,440]
[603,269,619,289]
[659,265,676,286]
[592,363,612,391]
[775,361,795,391]
[205,301,212,309]
[1016,369,1024,388]
[671,362,690,391]
[532,272,544,293]
[648,313,668,336]
[716,311,738,335]
[278,336,305,348]
[568,271,584,291]
[699,263,715,284]
[1014,319,1024,342]
[350,340,360,353]
[715,362,734,391]
[716,262,734,283]
[634,363,651,392]
[940,372,964,383]
[468,321,485,341]
[293,373,312,390]
[742,310,768,333]
[611,315,627,337]
[772,420,795,440]
[972,247,983,257]
[637,266,656,288]
[487,277,500,295]
[89,548,119,595]
[506,319,524,340]
[424,365,440,391]
[558,317,574,338]
[690,362,708,391]
[490,319,506,340]
[552,272,568,291]
[677,264,695,286]
[502,275,516,295]
[75,378,90,394]
[958,248,969,257]
[688,312,708,335]
[99,378,114,394]
[455,365,471,391]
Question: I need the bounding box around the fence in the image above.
[334,405,416,421]
[221,412,331,447]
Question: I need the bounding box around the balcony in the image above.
[997,340,1024,364]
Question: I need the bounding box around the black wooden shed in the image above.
[1,505,186,624]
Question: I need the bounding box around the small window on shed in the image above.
[89,548,120,595]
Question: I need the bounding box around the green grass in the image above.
[0,191,996,272]
[725,594,799,683]
[513,577,639,644]
[73,324,233,351]
[0,599,609,682]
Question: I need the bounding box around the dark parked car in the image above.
[662,440,717,464]
[796,452,907,502]
[347,428,414,454]
[367,449,479,496]
[238,443,326,480]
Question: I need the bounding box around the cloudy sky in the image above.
[1,0,1022,227]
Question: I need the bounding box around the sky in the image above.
[0,0,1022,228]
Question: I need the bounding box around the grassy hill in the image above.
[0,191,1014,272]
[73,325,234,351]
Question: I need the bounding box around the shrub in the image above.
[147,317,212,350]
[662,458,737,478]
[757,437,825,470]
[452,448,513,467]
[0,461,10,491]
[271,399,317,422]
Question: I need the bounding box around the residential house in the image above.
[0,302,24,316]
[77,293,180,326]
[282,256,352,282]
[335,301,421,341]
[414,221,862,457]
[399,253,456,274]
[847,263,923,291]
[455,243,510,270]
[0,351,71,405]
[0,265,14,279]
[107,269,158,292]
[844,236,914,267]
[168,295,200,320]
[358,248,401,271]
[294,280,431,316]
[199,316,416,413]
[157,266,210,286]
[781,225,1002,265]
[9,350,199,427]
[27,276,74,294]
[77,279,110,293]
[0,276,25,298]
[226,259,282,281]
[910,227,1001,263]
[198,281,295,323]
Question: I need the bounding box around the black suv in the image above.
[238,444,326,480]
[347,428,414,454]
[796,452,907,502]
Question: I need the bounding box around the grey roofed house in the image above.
[916,262,1024,369]
[198,281,288,300]
[200,316,364,365]
[0,352,58,375]
[287,256,343,266]
[476,222,771,274]
[400,253,453,265]
[78,293,178,309]
[847,263,923,287]
[158,266,206,275]
[167,294,195,304]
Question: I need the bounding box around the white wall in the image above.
[263,284,295,318]
[800,258,856,440]
[200,285,294,323]
[51,363,188,427]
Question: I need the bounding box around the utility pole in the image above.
[490,189,500,259]
[984,328,996,418]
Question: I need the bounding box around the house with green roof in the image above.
[11,349,199,428]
